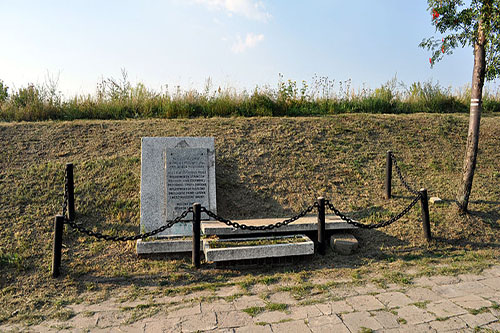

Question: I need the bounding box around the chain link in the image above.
[64,208,193,241]
[390,152,421,195]
[201,203,318,231]
[325,193,422,229]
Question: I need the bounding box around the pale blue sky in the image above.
[0,0,496,97]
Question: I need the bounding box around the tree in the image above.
[420,0,500,214]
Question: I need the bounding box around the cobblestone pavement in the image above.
[2,265,500,332]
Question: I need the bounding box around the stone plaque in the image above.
[165,148,209,220]
[140,137,216,237]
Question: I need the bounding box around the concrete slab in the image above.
[136,236,202,254]
[203,235,314,262]
[202,215,356,236]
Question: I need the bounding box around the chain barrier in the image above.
[201,203,318,231]
[325,193,421,229]
[390,152,420,195]
[64,208,193,241]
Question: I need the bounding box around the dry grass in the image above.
[0,113,499,325]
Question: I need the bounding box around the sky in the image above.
[1,0,498,98]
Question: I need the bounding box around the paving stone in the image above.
[396,305,435,325]
[482,266,500,277]
[271,319,311,333]
[307,315,349,333]
[426,299,468,318]
[217,285,242,297]
[429,275,460,285]
[413,276,438,287]
[451,295,492,310]
[371,310,400,328]
[480,277,500,291]
[382,323,437,333]
[268,292,299,305]
[330,233,358,254]
[458,312,497,328]
[289,304,323,319]
[307,314,342,327]
[458,274,484,282]
[235,324,272,333]
[232,295,267,310]
[217,310,253,328]
[329,300,354,314]
[250,284,271,295]
[376,292,413,308]
[167,303,201,318]
[253,310,290,324]
[345,294,385,311]
[341,311,383,332]
[201,299,235,312]
[95,311,128,328]
[354,283,386,295]
[405,287,442,302]
[429,317,467,331]
[326,286,358,299]
[143,317,182,332]
[314,303,332,315]
[180,311,217,332]
[485,321,500,331]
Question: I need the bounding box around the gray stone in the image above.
[136,236,201,254]
[376,292,413,308]
[217,310,252,328]
[341,311,383,332]
[426,300,467,318]
[450,295,492,310]
[405,287,442,302]
[271,319,311,333]
[288,305,323,319]
[203,235,314,262]
[458,312,497,328]
[235,324,272,332]
[140,137,216,238]
[396,305,435,325]
[429,317,467,332]
[329,233,358,255]
[429,197,443,204]
[372,310,400,328]
[345,295,385,311]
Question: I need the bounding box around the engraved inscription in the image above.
[165,148,209,220]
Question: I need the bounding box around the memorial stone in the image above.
[140,137,216,237]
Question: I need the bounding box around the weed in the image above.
[242,306,265,317]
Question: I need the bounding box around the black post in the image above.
[385,151,392,200]
[52,215,64,278]
[317,197,326,255]
[420,188,432,241]
[66,163,75,221]
[192,203,201,268]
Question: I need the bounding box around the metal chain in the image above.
[64,208,193,241]
[390,152,421,195]
[325,193,422,229]
[201,203,318,231]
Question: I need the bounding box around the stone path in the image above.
[2,265,500,332]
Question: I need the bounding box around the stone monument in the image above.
[139,137,216,239]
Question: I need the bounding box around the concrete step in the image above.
[203,235,314,263]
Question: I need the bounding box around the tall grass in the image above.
[0,72,499,121]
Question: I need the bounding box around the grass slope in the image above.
[0,113,499,325]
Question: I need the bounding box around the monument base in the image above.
[136,236,201,255]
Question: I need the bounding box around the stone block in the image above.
[136,236,202,254]
[429,197,443,204]
[140,137,216,238]
[329,233,358,255]
[203,235,314,262]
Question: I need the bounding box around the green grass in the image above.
[1,114,500,326]
[1,75,500,121]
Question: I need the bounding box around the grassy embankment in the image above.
[1,75,500,121]
[0,114,499,325]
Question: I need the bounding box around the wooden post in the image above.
[317,197,326,255]
[66,163,75,221]
[52,215,64,278]
[192,203,201,268]
[420,188,432,241]
[385,151,392,199]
